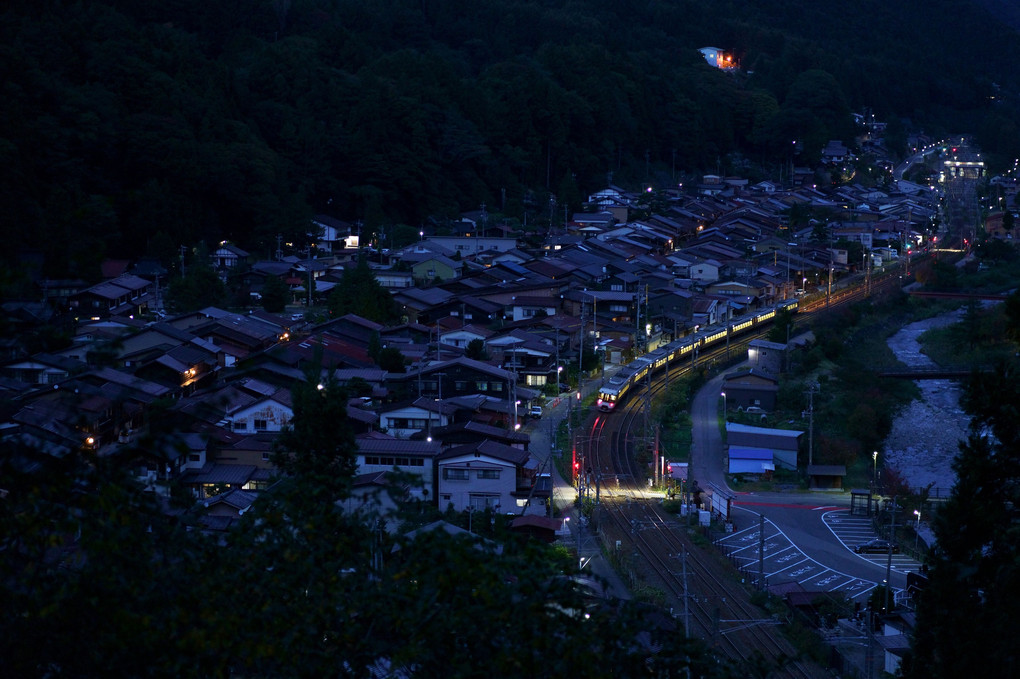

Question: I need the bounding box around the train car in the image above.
[777,298,799,314]
[595,299,797,412]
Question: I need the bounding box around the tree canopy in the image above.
[3,1,1020,281]
[0,368,736,678]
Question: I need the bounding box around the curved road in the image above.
[689,347,918,603]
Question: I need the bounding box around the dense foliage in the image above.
[901,362,1020,678]
[0,374,738,677]
[3,0,1020,282]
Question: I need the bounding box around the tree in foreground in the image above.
[0,368,737,677]
[902,363,1020,678]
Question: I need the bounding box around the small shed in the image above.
[509,515,563,543]
[807,464,846,490]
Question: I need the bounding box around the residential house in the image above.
[211,243,250,274]
[427,236,519,256]
[486,330,555,389]
[355,437,440,501]
[222,379,294,434]
[439,323,493,351]
[689,258,722,285]
[747,339,787,374]
[377,397,454,439]
[392,287,455,324]
[175,309,286,366]
[1,353,87,387]
[132,340,221,397]
[215,432,279,474]
[390,356,517,403]
[721,368,779,412]
[698,47,736,70]
[310,214,356,253]
[436,439,535,513]
[506,295,559,322]
[373,269,415,289]
[70,274,154,319]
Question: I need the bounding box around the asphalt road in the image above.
[689,344,920,603]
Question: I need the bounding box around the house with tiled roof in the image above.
[439,323,494,351]
[375,396,456,439]
[70,274,154,319]
[0,353,87,388]
[392,286,455,323]
[721,367,780,411]
[436,439,536,513]
[355,436,441,501]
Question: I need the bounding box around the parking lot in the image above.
[822,510,918,570]
[714,509,919,602]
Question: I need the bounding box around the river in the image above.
[881,310,970,494]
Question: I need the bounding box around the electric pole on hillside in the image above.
[805,382,819,467]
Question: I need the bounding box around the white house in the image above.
[377,397,453,439]
[436,440,533,513]
[221,380,294,433]
[690,258,722,284]
[355,437,441,502]
[439,324,492,350]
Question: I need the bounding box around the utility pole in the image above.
[578,292,586,390]
[758,513,766,590]
[682,550,691,637]
[885,495,897,614]
[805,383,818,467]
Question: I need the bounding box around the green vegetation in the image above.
[656,371,707,466]
[901,334,1020,679]
[4,2,1020,283]
[776,293,922,485]
[326,256,402,324]
[0,373,739,678]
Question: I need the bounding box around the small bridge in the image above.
[907,290,1009,301]
[879,365,992,380]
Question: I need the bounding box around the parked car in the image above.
[854,539,899,554]
[529,405,543,419]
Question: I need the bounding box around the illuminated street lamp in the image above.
[914,509,922,550]
[873,450,879,490]
[720,391,727,417]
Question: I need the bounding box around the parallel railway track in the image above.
[565,283,899,677]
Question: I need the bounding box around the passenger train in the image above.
[595,298,799,412]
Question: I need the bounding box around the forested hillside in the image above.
[2,0,1018,281]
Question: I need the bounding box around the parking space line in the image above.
[719,509,901,601]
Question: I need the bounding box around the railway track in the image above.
[565,291,896,677]
[577,392,828,679]
[562,274,917,674]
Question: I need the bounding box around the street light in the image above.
[914,509,921,550]
[873,451,879,490]
[721,391,727,417]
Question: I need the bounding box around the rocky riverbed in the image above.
[881,310,970,494]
